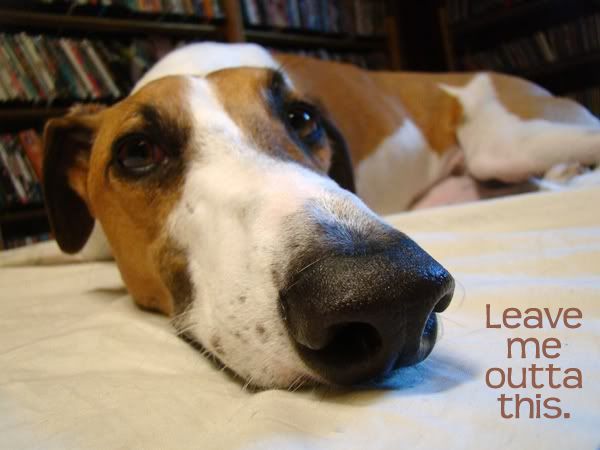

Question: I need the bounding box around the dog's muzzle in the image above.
[280,230,455,385]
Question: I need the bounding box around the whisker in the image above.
[242,376,254,392]
[282,253,331,294]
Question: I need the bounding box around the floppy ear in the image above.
[43,104,104,254]
[322,119,356,193]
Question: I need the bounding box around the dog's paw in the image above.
[544,162,591,182]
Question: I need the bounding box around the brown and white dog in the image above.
[42,43,600,389]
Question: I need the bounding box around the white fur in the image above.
[133,42,280,93]
[355,119,457,214]
[167,76,382,388]
[440,74,600,182]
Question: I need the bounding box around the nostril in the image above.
[433,278,455,313]
[422,313,438,338]
[301,322,382,368]
[434,293,453,313]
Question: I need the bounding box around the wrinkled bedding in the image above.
[1,186,599,449]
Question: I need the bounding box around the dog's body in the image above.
[42,43,600,389]
[136,43,600,214]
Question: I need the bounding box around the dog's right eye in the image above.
[285,103,323,148]
[115,135,166,175]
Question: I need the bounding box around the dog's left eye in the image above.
[286,104,323,146]
[115,135,166,175]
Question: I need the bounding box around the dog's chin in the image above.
[177,313,440,391]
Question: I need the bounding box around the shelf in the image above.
[451,0,562,36]
[461,51,600,94]
[0,107,70,125]
[523,52,600,81]
[0,8,222,39]
[245,28,387,52]
[0,206,48,225]
[0,100,125,128]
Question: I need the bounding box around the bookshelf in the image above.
[0,8,222,39]
[244,28,386,51]
[0,0,402,250]
[441,0,600,97]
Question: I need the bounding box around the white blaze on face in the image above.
[166,76,375,387]
[133,42,281,93]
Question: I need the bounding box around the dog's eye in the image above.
[115,135,165,175]
[286,104,323,146]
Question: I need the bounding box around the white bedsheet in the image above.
[1,187,599,449]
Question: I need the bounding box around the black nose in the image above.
[279,233,455,385]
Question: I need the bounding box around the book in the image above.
[0,136,28,205]
[0,131,45,208]
[0,44,25,100]
[18,130,44,182]
[241,0,383,35]
[82,40,122,98]
[18,33,55,100]
[242,0,262,26]
[46,38,88,99]
[66,39,104,98]
[39,0,225,17]
[59,38,96,98]
[1,35,37,101]
[463,13,600,73]
[0,149,18,207]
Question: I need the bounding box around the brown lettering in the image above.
[507,337,541,358]
[563,368,583,388]
[564,308,583,328]
[542,338,561,359]
[486,368,505,388]
[504,308,522,328]
[486,304,501,328]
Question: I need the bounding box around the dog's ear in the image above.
[43,104,105,254]
[322,119,356,193]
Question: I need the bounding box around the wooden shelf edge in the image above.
[245,29,387,51]
[468,52,600,84]
[0,8,222,38]
[524,52,600,81]
[0,206,48,224]
[450,0,559,37]
[0,107,70,123]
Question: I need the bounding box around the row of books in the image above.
[447,0,530,24]
[1,29,390,105]
[0,32,182,103]
[462,14,600,72]
[35,0,225,19]
[242,0,386,36]
[0,130,44,210]
[568,86,600,118]
[0,33,131,103]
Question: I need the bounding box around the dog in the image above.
[42,43,600,388]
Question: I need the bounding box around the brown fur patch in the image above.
[370,72,465,154]
[276,56,593,162]
[158,240,194,316]
[274,54,406,163]
[58,76,194,316]
[208,67,333,173]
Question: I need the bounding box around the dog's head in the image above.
[43,67,454,388]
